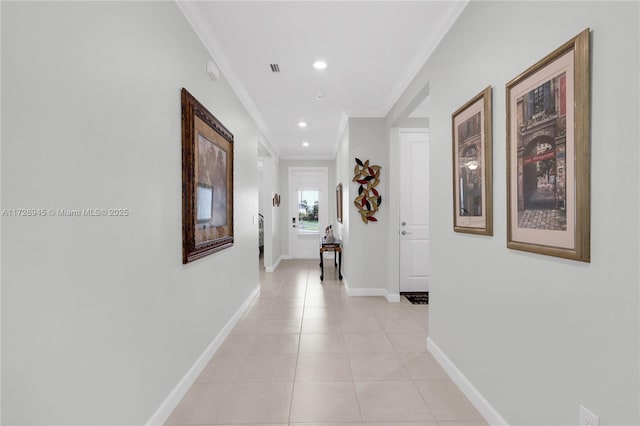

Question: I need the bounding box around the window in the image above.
[527,80,555,119]
[196,183,214,223]
[298,189,319,232]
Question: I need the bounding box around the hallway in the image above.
[165,260,486,425]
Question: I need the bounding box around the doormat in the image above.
[401,292,429,305]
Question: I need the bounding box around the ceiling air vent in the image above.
[270,63,280,73]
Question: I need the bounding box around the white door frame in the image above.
[399,128,430,292]
[288,166,329,259]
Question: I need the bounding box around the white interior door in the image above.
[400,130,430,292]
[289,167,328,259]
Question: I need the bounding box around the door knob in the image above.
[401,230,407,235]
[401,221,407,226]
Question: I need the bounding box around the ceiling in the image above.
[180,1,467,160]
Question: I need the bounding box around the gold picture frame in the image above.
[181,88,234,263]
[452,86,493,235]
[506,28,590,262]
[336,183,343,224]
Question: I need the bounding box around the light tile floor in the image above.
[165,259,487,426]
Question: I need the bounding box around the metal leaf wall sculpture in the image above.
[353,158,381,223]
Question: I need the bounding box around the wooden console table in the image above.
[320,239,342,281]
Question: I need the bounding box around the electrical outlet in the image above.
[579,405,599,426]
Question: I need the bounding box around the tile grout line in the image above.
[334,266,366,425]
[209,298,259,425]
[330,263,365,425]
[184,261,448,425]
[286,263,310,425]
[212,268,283,425]
[390,300,439,423]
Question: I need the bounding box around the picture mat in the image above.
[453,97,487,229]
[508,49,575,249]
[194,115,232,247]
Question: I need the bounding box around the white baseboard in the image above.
[265,254,291,272]
[265,255,281,272]
[265,259,277,272]
[427,337,509,426]
[385,292,401,302]
[146,285,260,426]
[343,278,400,303]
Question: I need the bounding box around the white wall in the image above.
[260,155,282,270]
[271,158,282,266]
[279,159,336,257]
[334,127,350,276]
[339,118,391,294]
[387,1,640,424]
[385,127,402,296]
[2,2,261,424]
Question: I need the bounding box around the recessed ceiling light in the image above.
[313,60,327,70]
[302,142,309,147]
[298,121,307,128]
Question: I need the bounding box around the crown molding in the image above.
[330,111,350,160]
[279,153,337,161]
[383,0,469,117]
[175,0,279,160]
[176,0,467,162]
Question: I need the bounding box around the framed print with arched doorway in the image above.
[506,28,590,262]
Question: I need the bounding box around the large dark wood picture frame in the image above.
[506,29,590,262]
[182,88,234,263]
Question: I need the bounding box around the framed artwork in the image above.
[182,88,234,263]
[336,183,343,223]
[452,86,493,235]
[506,28,590,262]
